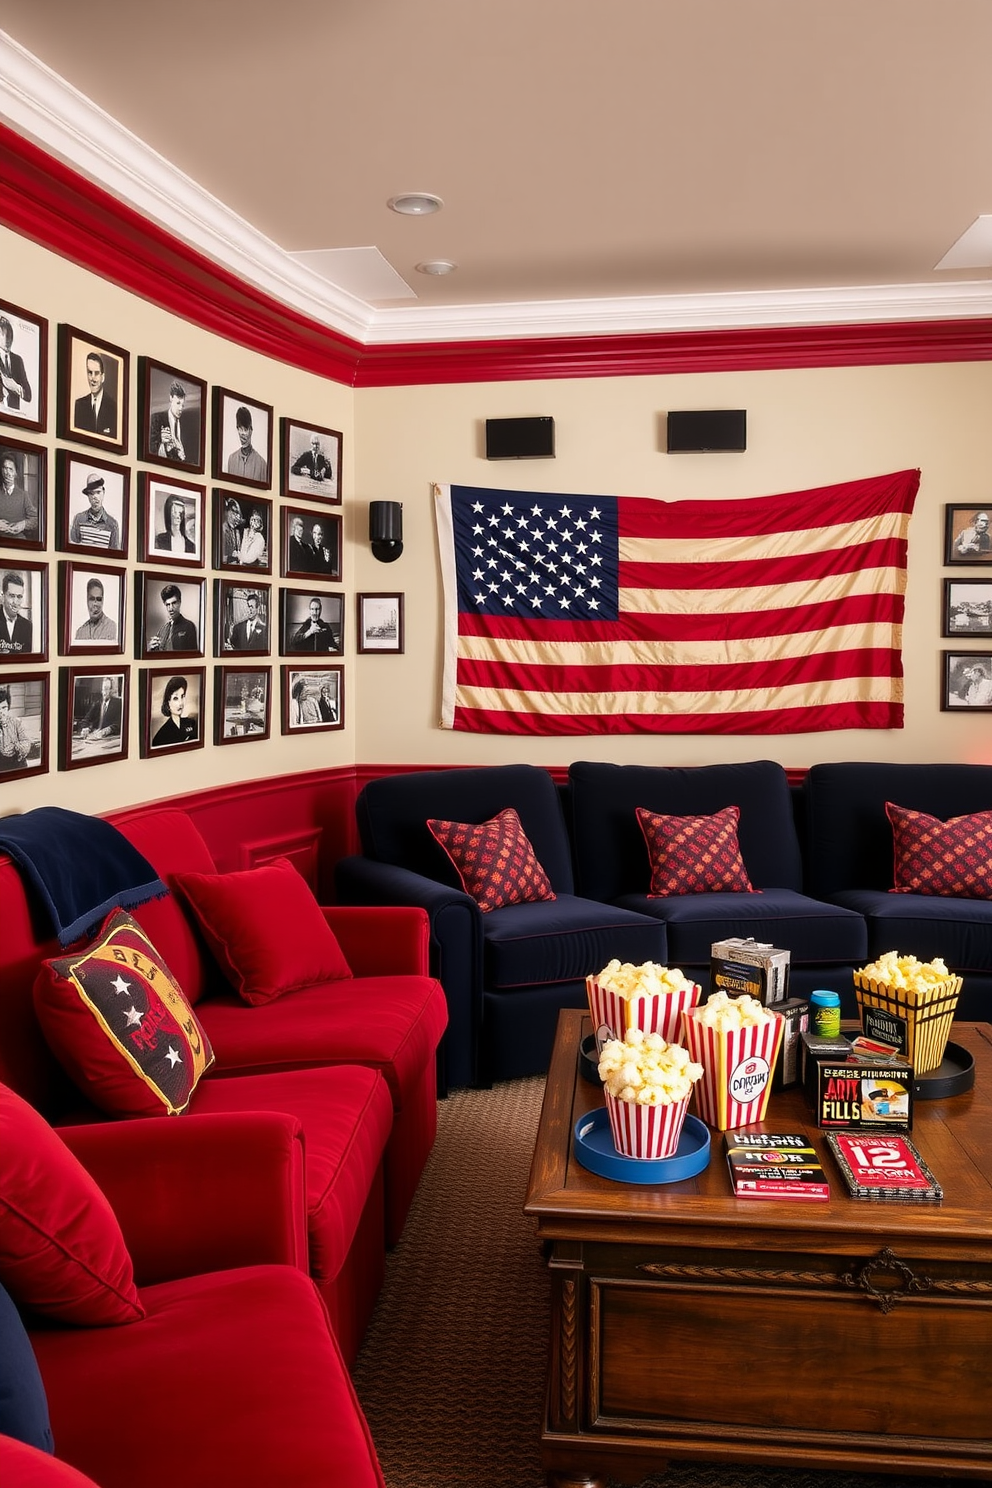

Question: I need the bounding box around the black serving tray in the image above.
[579,1033,600,1084]
[913,1040,975,1100]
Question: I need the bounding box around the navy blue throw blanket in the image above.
[0,806,167,946]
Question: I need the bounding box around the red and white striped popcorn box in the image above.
[586,974,701,1046]
[680,1007,785,1131]
[604,1091,691,1161]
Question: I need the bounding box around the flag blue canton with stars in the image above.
[450,486,620,621]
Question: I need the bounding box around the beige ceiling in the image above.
[4,0,992,314]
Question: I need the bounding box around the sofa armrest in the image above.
[321,904,430,976]
[58,1112,307,1286]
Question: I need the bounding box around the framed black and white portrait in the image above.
[60,665,129,770]
[0,299,47,435]
[942,651,992,711]
[0,435,46,550]
[138,473,205,567]
[280,505,342,581]
[211,489,272,573]
[214,579,271,656]
[942,578,992,638]
[215,665,270,744]
[0,561,47,664]
[138,358,206,474]
[357,592,404,654]
[280,418,341,504]
[59,560,125,657]
[57,325,129,456]
[134,571,205,661]
[140,665,205,757]
[279,588,344,656]
[55,451,129,559]
[212,387,272,490]
[945,505,992,566]
[0,671,49,781]
[282,664,343,734]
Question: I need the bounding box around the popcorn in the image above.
[597,1027,703,1160]
[595,959,697,1000]
[587,961,701,1045]
[693,989,775,1031]
[857,952,950,994]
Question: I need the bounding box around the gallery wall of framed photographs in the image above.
[0,295,350,793]
[940,504,992,714]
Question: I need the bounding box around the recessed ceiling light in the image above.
[416,260,457,276]
[387,193,443,216]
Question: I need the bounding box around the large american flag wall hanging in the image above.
[434,469,919,736]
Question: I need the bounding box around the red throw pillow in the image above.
[173,857,352,1006]
[887,801,992,898]
[636,804,754,896]
[0,1081,143,1325]
[427,807,556,913]
[34,909,215,1118]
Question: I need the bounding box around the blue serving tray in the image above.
[573,1108,711,1185]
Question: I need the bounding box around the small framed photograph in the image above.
[55,451,129,558]
[942,652,992,710]
[134,572,205,659]
[211,489,272,573]
[216,665,271,744]
[0,299,47,435]
[138,358,206,473]
[59,561,125,656]
[0,561,47,663]
[280,505,342,580]
[56,325,129,456]
[215,578,271,655]
[138,472,205,567]
[943,579,992,638]
[945,505,992,565]
[280,418,341,503]
[283,664,343,734]
[60,665,129,770]
[139,665,205,757]
[0,435,46,549]
[0,671,49,781]
[357,592,404,654]
[279,588,344,656]
[213,387,272,489]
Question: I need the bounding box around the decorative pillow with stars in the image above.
[33,908,214,1117]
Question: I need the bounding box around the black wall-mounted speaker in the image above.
[485,416,555,460]
[369,500,403,562]
[666,409,747,453]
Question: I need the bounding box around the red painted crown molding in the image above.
[3,122,992,388]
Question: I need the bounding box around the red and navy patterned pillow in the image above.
[887,801,992,898]
[33,909,214,1117]
[427,808,556,913]
[636,804,754,896]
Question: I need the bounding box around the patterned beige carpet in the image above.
[352,1078,954,1488]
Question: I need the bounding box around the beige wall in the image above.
[355,360,992,769]
[1,225,355,817]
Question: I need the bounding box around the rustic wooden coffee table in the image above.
[525,1009,992,1487]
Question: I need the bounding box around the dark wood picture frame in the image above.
[280,418,342,504]
[211,488,273,573]
[55,450,129,559]
[138,357,206,474]
[214,578,271,656]
[215,664,271,744]
[212,387,273,490]
[60,665,129,770]
[942,651,992,711]
[945,505,992,566]
[0,560,48,664]
[282,664,344,734]
[138,472,205,568]
[0,434,47,550]
[0,670,49,781]
[134,571,205,660]
[280,505,342,580]
[139,665,206,757]
[56,325,129,456]
[357,592,404,654]
[942,578,992,639]
[59,560,125,657]
[0,298,48,435]
[278,588,344,656]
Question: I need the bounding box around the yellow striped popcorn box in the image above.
[854,953,962,1075]
[681,993,785,1130]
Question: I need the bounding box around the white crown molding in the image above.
[2,27,992,349]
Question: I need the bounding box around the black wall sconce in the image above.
[369,501,403,562]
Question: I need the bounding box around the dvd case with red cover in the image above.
[826,1132,942,1202]
[724,1131,830,1200]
